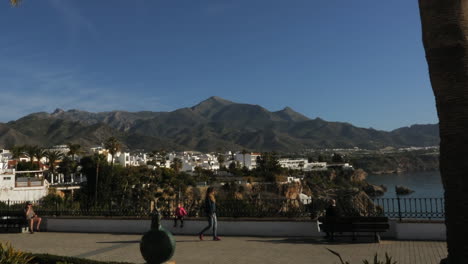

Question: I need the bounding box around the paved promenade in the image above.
[0,232,447,264]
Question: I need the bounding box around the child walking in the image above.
[174,203,188,228]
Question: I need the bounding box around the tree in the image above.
[91,153,107,207]
[33,147,46,168]
[10,145,24,170]
[25,145,38,167]
[217,154,225,169]
[171,158,182,174]
[104,137,121,167]
[318,154,326,163]
[419,1,468,263]
[79,154,111,207]
[298,161,305,171]
[67,143,81,181]
[58,156,74,183]
[332,153,344,163]
[255,152,282,182]
[67,143,81,161]
[159,149,168,167]
[241,149,248,169]
[44,150,63,184]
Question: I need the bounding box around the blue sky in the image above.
[0,0,436,131]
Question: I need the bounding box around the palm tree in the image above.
[92,153,107,207]
[104,137,121,167]
[67,143,81,161]
[44,150,64,184]
[241,149,248,169]
[67,143,81,181]
[25,145,38,168]
[419,1,468,263]
[10,145,24,170]
[217,154,225,169]
[33,147,46,169]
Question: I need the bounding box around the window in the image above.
[3,177,11,180]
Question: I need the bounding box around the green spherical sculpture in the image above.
[140,210,176,264]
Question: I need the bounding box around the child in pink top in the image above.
[174,203,188,228]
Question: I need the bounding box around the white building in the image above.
[47,145,70,155]
[177,152,220,172]
[304,162,328,171]
[0,169,49,201]
[91,147,146,167]
[234,152,261,170]
[278,159,308,170]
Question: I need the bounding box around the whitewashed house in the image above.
[278,159,308,170]
[234,152,260,169]
[0,169,49,201]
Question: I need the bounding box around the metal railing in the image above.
[371,197,445,220]
[0,197,445,220]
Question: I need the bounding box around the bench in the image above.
[318,216,389,242]
[0,211,29,233]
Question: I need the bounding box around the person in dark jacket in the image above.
[324,199,339,238]
[325,199,338,217]
[198,187,221,241]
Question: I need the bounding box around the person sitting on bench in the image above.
[24,202,41,234]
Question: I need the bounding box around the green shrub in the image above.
[0,242,35,264]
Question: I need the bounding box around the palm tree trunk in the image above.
[95,162,99,207]
[419,1,468,263]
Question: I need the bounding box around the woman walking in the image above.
[198,187,221,241]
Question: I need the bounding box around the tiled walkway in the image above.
[0,232,447,264]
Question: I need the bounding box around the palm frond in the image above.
[326,248,350,264]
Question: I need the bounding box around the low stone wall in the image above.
[45,218,321,237]
[395,221,446,240]
[44,218,446,240]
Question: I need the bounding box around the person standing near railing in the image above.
[24,202,42,234]
[324,199,339,239]
[198,187,221,241]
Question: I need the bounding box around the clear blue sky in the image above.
[0,0,437,131]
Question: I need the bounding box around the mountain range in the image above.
[0,96,439,152]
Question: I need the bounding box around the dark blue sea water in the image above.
[366,171,443,198]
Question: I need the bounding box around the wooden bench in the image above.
[0,211,29,233]
[318,216,389,242]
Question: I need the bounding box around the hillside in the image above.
[0,96,440,151]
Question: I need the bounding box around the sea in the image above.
[366,171,443,198]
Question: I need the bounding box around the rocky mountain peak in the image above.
[52,108,65,115]
[274,106,310,122]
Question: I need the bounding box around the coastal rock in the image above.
[280,182,302,200]
[362,184,387,197]
[349,169,368,182]
[395,185,414,195]
[335,189,383,217]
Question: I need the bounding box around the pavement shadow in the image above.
[97,239,200,243]
[97,240,140,244]
[175,240,201,243]
[246,237,375,245]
